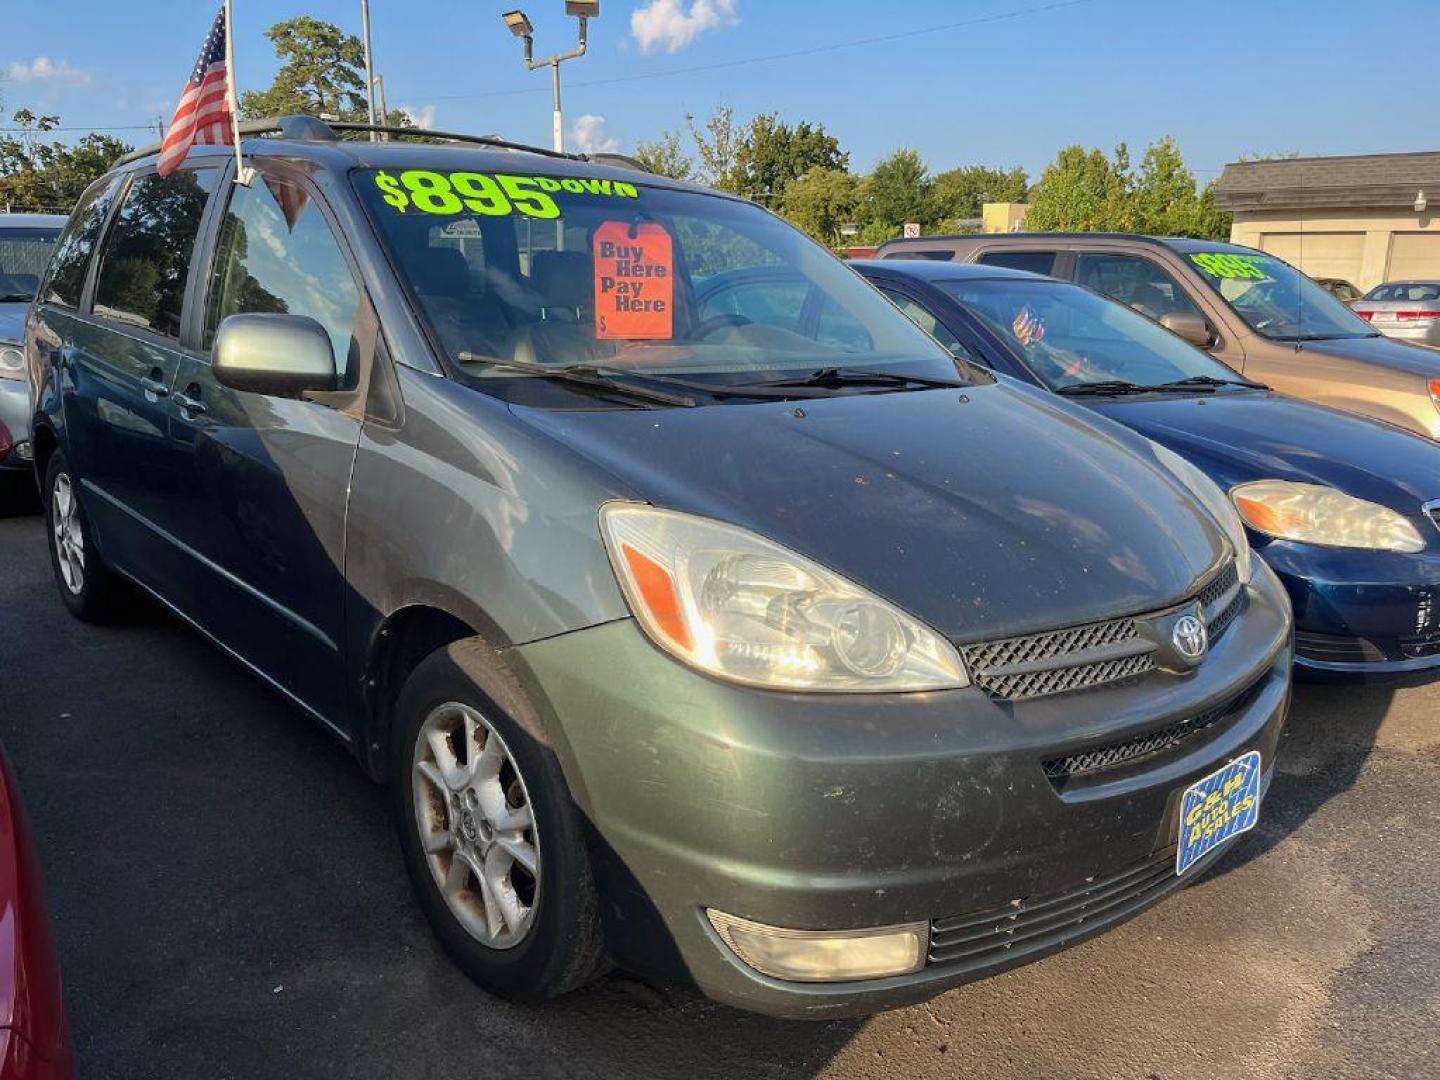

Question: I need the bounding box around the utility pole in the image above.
[360,0,378,140]
[502,3,600,154]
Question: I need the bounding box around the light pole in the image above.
[360,0,378,139]
[503,2,600,154]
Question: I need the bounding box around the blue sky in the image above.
[4,0,1437,181]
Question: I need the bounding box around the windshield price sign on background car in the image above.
[1190,253,1274,281]
[593,221,673,339]
[371,169,640,219]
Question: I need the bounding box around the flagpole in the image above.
[224,0,253,185]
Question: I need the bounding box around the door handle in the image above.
[140,375,169,397]
[174,389,208,416]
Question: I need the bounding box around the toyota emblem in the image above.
[1172,613,1209,661]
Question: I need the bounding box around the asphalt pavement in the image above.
[2,498,1438,1079]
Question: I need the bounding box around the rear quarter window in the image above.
[40,176,122,309]
[977,250,1058,275]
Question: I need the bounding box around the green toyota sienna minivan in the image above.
[26,117,1292,1018]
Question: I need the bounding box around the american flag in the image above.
[157,5,233,177]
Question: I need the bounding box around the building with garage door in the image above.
[1213,151,1440,291]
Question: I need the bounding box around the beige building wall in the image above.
[983,202,1030,234]
[1229,207,1440,290]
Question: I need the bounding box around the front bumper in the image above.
[515,561,1293,1018]
[1259,539,1440,676]
[0,378,32,472]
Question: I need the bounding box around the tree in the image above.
[781,167,860,247]
[929,164,1028,230]
[1025,144,1133,232]
[685,105,744,191]
[0,110,131,212]
[634,130,694,182]
[862,148,932,233]
[732,113,847,203]
[239,17,408,126]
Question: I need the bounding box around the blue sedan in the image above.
[854,258,1440,678]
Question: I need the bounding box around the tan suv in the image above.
[876,233,1440,441]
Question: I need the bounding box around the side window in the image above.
[883,249,956,262]
[205,174,361,384]
[41,176,121,308]
[814,296,874,352]
[1075,253,1204,322]
[877,286,980,362]
[977,250,1058,276]
[93,168,220,337]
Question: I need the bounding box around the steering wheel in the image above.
[688,312,754,341]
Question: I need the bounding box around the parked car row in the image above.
[5,116,1438,1024]
[0,215,65,500]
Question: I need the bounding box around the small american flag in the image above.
[157,5,233,177]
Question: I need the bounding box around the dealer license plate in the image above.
[1176,750,1262,876]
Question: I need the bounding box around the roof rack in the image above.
[114,114,605,169]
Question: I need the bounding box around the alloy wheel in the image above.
[52,472,85,595]
[412,702,541,950]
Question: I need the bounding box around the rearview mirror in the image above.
[1159,312,1214,349]
[213,313,338,397]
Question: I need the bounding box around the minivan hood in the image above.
[1297,333,1440,377]
[515,383,1227,642]
[1089,390,1440,516]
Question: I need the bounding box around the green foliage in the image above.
[238,16,410,129]
[634,130,694,182]
[929,164,1028,229]
[781,167,860,246]
[862,148,932,233]
[731,113,847,202]
[0,110,131,212]
[685,106,744,192]
[1026,137,1231,240]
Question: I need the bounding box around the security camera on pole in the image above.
[502,2,600,154]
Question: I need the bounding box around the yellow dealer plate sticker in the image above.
[1176,749,1262,875]
[372,169,639,219]
[1189,252,1274,281]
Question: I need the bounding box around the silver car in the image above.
[0,213,66,497]
[1352,280,1440,348]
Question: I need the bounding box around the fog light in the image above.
[13,440,31,462]
[707,910,928,982]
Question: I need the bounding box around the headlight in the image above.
[1231,480,1425,553]
[599,503,969,692]
[1150,444,1254,582]
[0,343,24,382]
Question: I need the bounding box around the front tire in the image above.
[44,451,116,621]
[390,638,608,1002]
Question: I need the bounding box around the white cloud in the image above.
[571,114,619,155]
[630,0,737,54]
[401,103,437,130]
[4,56,89,86]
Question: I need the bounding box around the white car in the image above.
[1351,280,1440,348]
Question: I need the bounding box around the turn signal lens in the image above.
[1429,378,1440,415]
[1231,480,1426,553]
[707,910,928,982]
[599,503,969,692]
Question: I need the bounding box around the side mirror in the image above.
[213,313,338,397]
[1160,312,1215,349]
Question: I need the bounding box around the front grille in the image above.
[960,560,1243,701]
[1425,501,1440,534]
[928,851,1180,970]
[1295,631,1386,664]
[1041,676,1265,786]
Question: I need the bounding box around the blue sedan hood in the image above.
[1089,390,1440,516]
[517,381,1228,642]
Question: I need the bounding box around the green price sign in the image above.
[372,169,639,219]
[1189,252,1273,281]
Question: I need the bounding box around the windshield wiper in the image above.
[0,293,33,303]
[1054,379,1152,396]
[747,366,971,392]
[458,355,697,408]
[1147,374,1269,391]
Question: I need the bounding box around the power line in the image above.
[418,0,1100,103]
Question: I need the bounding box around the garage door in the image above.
[1387,233,1440,282]
[1259,232,1365,285]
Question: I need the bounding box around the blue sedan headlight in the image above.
[1232,480,1426,553]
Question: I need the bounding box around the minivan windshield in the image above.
[0,226,61,303]
[943,277,1256,392]
[353,167,974,404]
[1185,250,1377,341]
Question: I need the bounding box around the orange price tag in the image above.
[593,221,674,340]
